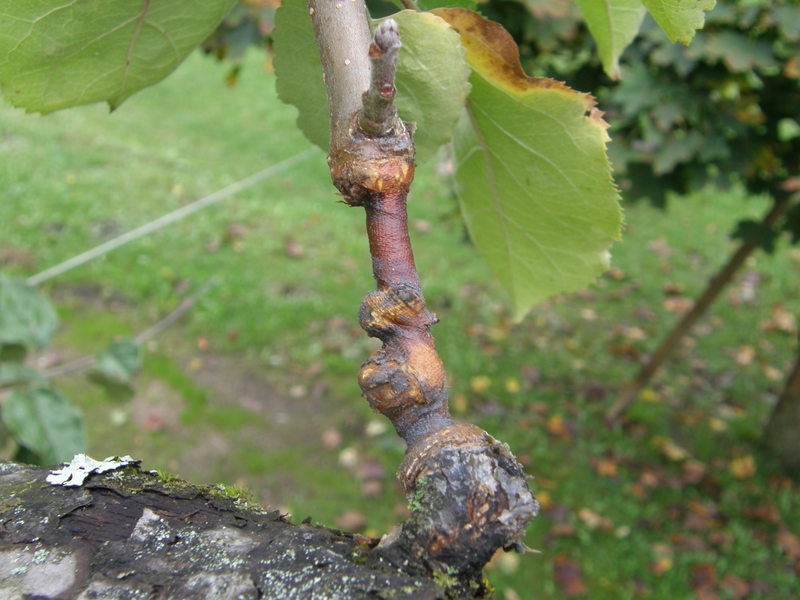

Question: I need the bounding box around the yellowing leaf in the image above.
[433,9,622,319]
[642,0,716,45]
[576,0,646,79]
[0,0,236,113]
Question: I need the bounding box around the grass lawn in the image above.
[1,50,799,599]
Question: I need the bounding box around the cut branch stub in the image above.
[312,3,536,577]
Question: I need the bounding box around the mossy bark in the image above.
[0,461,493,599]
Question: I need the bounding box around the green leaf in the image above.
[0,0,236,113]
[732,219,778,254]
[641,0,716,45]
[434,9,622,319]
[273,0,329,151]
[576,0,646,79]
[92,339,142,386]
[273,6,471,163]
[2,387,85,465]
[0,275,58,350]
[417,0,477,10]
[382,11,471,162]
[0,363,46,388]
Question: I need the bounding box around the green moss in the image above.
[431,568,458,590]
[202,482,262,510]
[407,476,428,513]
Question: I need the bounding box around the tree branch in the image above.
[309,0,536,579]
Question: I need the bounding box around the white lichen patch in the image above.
[46,454,138,487]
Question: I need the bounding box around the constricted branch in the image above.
[308,0,536,583]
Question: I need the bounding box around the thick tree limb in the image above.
[0,460,458,599]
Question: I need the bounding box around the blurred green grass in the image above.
[2,51,799,599]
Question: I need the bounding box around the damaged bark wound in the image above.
[311,2,537,579]
[0,461,459,599]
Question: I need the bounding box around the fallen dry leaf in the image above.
[682,460,708,484]
[547,414,572,438]
[593,457,619,478]
[729,455,757,479]
[553,555,587,597]
[653,437,690,462]
[577,508,614,532]
[777,526,800,560]
[321,428,342,450]
[760,304,797,334]
[732,346,756,365]
[336,511,366,531]
[690,563,717,598]
[470,375,492,394]
[664,297,694,314]
[720,573,749,600]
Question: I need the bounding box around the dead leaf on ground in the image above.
[777,526,800,560]
[553,555,587,597]
[732,346,756,365]
[592,457,619,478]
[682,460,708,484]
[664,297,694,314]
[741,503,780,523]
[690,563,717,598]
[336,511,366,531]
[653,437,691,462]
[577,508,614,532]
[650,543,674,576]
[729,455,757,479]
[283,237,305,258]
[546,414,572,439]
[549,524,578,537]
[321,428,342,449]
[760,304,797,334]
[648,238,674,258]
[720,574,750,600]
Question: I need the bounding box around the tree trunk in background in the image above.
[607,195,795,422]
[764,346,800,474]
[0,461,476,599]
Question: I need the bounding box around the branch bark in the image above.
[607,192,796,422]
[308,0,536,579]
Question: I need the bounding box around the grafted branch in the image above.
[309,0,536,580]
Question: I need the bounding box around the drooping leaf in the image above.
[0,0,236,113]
[433,8,623,319]
[641,0,716,45]
[0,275,58,350]
[92,339,142,386]
[2,387,85,465]
[273,6,471,163]
[576,0,646,79]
